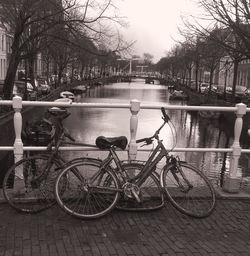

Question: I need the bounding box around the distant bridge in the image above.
[111,74,167,85]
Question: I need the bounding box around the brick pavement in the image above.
[0,199,250,256]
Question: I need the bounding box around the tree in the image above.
[0,0,127,99]
[182,0,250,101]
[143,53,154,65]
[200,35,225,99]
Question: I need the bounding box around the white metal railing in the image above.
[1,96,250,193]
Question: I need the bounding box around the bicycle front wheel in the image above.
[116,163,165,211]
[160,162,216,218]
[3,154,61,213]
[55,159,120,219]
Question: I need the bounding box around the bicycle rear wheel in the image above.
[116,163,165,211]
[160,162,216,218]
[55,159,120,219]
[3,154,61,213]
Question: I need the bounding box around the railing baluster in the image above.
[13,96,23,163]
[129,99,140,160]
[223,103,246,193]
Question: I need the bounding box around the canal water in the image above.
[62,78,250,186]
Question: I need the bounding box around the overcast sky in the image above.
[118,0,201,62]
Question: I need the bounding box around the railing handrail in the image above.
[0,99,242,112]
[0,96,248,193]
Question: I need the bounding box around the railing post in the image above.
[223,103,246,193]
[129,99,140,160]
[13,96,23,163]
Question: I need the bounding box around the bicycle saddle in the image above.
[95,136,128,150]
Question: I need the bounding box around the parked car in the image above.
[226,85,250,101]
[213,84,226,99]
[37,78,50,95]
[13,80,37,100]
[26,82,37,100]
[211,85,218,93]
[200,82,209,94]
[190,80,197,90]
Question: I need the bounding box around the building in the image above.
[0,26,7,82]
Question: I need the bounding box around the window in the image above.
[0,59,2,79]
[2,34,4,51]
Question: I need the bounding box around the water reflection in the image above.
[63,78,249,183]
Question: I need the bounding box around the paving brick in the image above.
[0,199,249,255]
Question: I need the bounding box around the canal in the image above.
[62,78,250,186]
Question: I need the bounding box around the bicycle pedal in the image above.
[131,189,141,203]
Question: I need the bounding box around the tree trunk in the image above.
[28,56,35,88]
[58,67,63,86]
[206,68,214,103]
[46,60,50,82]
[3,49,21,99]
[79,63,84,80]
[195,64,199,91]
[231,59,239,103]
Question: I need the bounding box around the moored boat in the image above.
[169,90,188,100]
[71,85,87,94]
[60,91,75,100]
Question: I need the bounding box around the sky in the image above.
[117,0,201,63]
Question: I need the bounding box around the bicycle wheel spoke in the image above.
[55,160,120,219]
[3,155,60,213]
[161,162,216,218]
[116,163,165,211]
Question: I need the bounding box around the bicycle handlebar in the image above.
[161,107,170,122]
[136,107,171,145]
[136,137,153,144]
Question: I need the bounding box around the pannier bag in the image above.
[22,118,55,146]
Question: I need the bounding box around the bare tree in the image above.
[0,0,127,99]
[181,0,250,101]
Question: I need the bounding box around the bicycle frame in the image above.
[135,140,169,187]
[101,147,131,181]
[97,138,169,188]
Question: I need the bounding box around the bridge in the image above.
[0,96,249,195]
[110,74,166,85]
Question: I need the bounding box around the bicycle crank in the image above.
[123,182,141,203]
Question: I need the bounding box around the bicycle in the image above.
[2,106,97,213]
[54,107,216,219]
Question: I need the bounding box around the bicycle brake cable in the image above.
[171,120,178,147]
[167,120,178,152]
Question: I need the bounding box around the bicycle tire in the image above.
[55,159,120,219]
[116,163,165,211]
[160,162,216,218]
[3,154,61,213]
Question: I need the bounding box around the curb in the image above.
[215,186,250,199]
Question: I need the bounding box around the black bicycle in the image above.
[54,107,216,219]
[2,107,97,213]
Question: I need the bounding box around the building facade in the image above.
[0,26,7,82]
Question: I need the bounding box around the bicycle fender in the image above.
[67,157,102,166]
